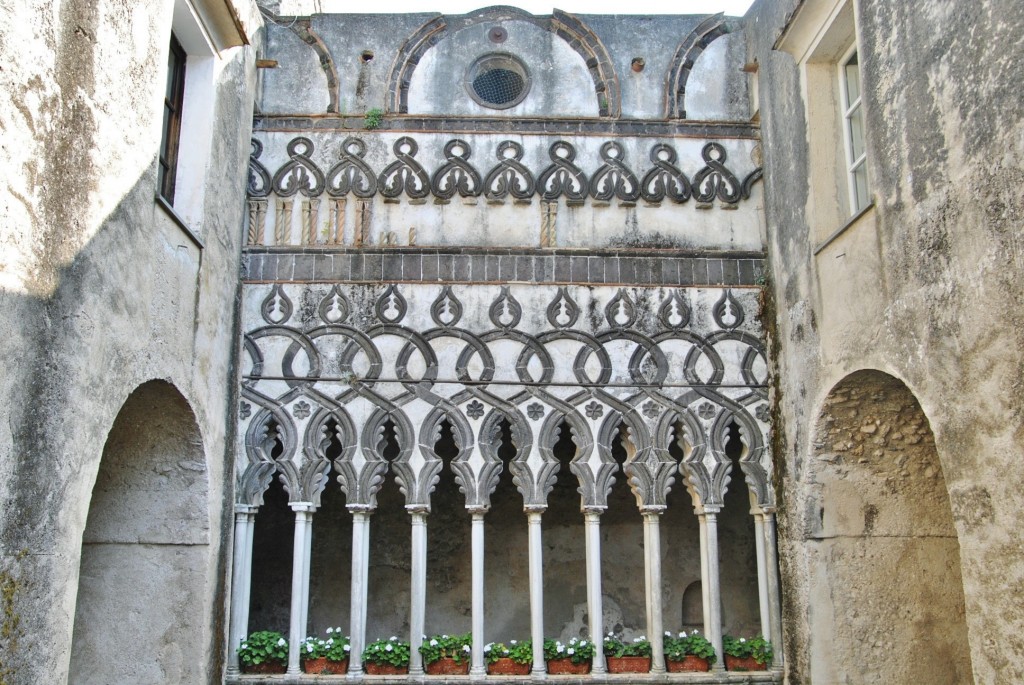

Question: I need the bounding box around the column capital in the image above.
[582,505,606,516]
[289,501,316,513]
[640,506,666,517]
[524,505,547,515]
[407,505,431,516]
[467,506,489,516]
[234,503,259,516]
[348,505,375,515]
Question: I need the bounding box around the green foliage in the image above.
[238,631,288,666]
[419,632,472,665]
[543,637,595,665]
[723,634,772,665]
[484,640,532,665]
[301,627,351,662]
[603,633,652,657]
[363,108,384,130]
[663,630,717,664]
[362,636,411,667]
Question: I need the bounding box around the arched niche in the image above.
[679,31,749,121]
[806,370,972,683]
[401,10,605,117]
[69,380,210,684]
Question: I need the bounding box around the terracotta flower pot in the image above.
[725,655,766,671]
[241,661,287,674]
[425,657,470,675]
[303,657,349,674]
[488,658,530,676]
[667,655,710,672]
[364,662,410,675]
[606,656,651,673]
[546,657,591,675]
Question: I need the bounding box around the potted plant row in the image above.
[664,630,716,672]
[603,633,652,673]
[420,633,472,675]
[723,635,772,671]
[301,627,351,674]
[543,637,595,674]
[363,636,411,675]
[485,640,532,675]
[238,631,288,674]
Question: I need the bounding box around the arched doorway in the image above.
[69,381,210,684]
[807,370,972,683]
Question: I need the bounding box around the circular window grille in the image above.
[465,53,531,110]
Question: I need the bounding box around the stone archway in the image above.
[806,370,972,683]
[69,380,210,684]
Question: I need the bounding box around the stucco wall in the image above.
[0,1,260,683]
[747,0,1024,681]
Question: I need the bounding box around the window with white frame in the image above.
[839,46,868,213]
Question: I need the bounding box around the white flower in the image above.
[679,632,687,638]
[442,634,449,639]
[306,644,314,653]
[277,638,287,647]
[557,645,565,653]
[485,643,494,652]
[386,644,393,652]
[509,640,517,645]
[463,645,471,653]
[638,635,646,641]
[327,627,334,634]
[579,641,587,647]
[344,644,351,652]
[665,631,672,636]
[327,638,334,645]
[740,638,746,643]
[390,636,399,641]
[430,639,438,647]
[568,648,576,655]
[336,627,342,633]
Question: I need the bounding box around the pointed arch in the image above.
[664,13,732,119]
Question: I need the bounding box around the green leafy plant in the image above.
[363,108,384,130]
[238,630,288,667]
[362,636,411,667]
[419,632,472,665]
[543,637,595,665]
[723,634,772,665]
[663,630,716,664]
[603,632,652,657]
[484,640,532,665]
[301,627,351,662]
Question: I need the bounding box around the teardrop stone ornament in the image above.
[260,284,293,324]
[375,284,408,323]
[658,290,691,329]
[318,285,350,324]
[430,286,464,328]
[605,288,638,329]
[712,289,745,330]
[546,287,580,329]
[488,286,522,330]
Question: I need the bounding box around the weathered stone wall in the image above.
[746,0,1024,681]
[0,1,261,682]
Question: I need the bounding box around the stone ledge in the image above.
[228,672,782,685]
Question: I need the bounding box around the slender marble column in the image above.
[753,510,771,641]
[226,504,258,675]
[287,503,315,675]
[348,509,372,677]
[697,513,711,636]
[700,508,724,672]
[527,510,546,677]
[409,508,429,675]
[470,510,487,676]
[584,510,605,674]
[763,510,784,667]
[643,511,667,673]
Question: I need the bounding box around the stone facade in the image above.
[0,1,1020,684]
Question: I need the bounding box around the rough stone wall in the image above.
[746,0,1024,681]
[0,1,260,683]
